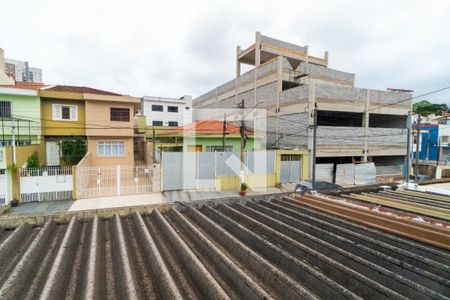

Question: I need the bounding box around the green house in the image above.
[0,84,42,146]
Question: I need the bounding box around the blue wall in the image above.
[413,124,450,161]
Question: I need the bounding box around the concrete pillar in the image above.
[308,83,316,176]
[363,89,370,162]
[275,56,283,148]
[236,46,241,77]
[255,31,261,67]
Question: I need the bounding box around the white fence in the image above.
[20,166,73,203]
[0,170,9,204]
[76,165,154,198]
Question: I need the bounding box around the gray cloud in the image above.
[1,0,449,104]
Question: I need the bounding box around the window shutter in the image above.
[53,105,61,120]
[70,106,77,120]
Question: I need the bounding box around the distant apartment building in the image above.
[141,95,192,127]
[193,32,411,182]
[5,58,43,83]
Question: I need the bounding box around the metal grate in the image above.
[0,101,11,117]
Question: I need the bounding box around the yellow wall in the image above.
[87,137,134,166]
[41,98,86,136]
[275,149,309,183]
[215,174,276,190]
[5,144,45,168]
[85,100,136,137]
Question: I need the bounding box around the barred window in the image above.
[0,101,11,117]
[206,145,233,152]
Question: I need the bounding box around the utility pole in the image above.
[222,113,226,151]
[405,111,411,183]
[414,115,421,181]
[12,119,17,165]
[239,99,246,183]
[152,126,156,163]
[311,105,317,190]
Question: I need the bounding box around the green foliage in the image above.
[60,138,87,166]
[413,100,449,117]
[26,152,41,169]
[7,163,17,173]
[240,182,248,191]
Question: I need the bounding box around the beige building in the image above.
[40,85,140,166]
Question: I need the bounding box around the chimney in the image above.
[0,48,15,84]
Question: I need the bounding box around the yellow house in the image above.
[39,85,140,166]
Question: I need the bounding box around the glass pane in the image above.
[62,106,71,119]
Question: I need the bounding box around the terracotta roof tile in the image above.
[43,85,122,96]
[162,119,253,136]
[0,82,47,90]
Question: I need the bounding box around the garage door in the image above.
[280,155,301,183]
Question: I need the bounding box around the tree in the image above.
[60,138,87,165]
[413,100,449,117]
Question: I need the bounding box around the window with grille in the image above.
[52,104,77,121]
[206,145,233,152]
[110,108,130,122]
[168,121,178,127]
[152,120,163,126]
[98,141,125,156]
[168,106,178,113]
[0,101,11,117]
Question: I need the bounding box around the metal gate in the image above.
[46,141,60,166]
[162,152,199,191]
[76,165,153,198]
[280,155,301,183]
[0,170,8,204]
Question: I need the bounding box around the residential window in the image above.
[52,104,77,121]
[0,101,11,117]
[152,120,163,126]
[168,121,178,127]
[98,141,125,156]
[168,106,178,113]
[185,107,190,110]
[110,108,130,122]
[152,105,163,112]
[206,145,233,152]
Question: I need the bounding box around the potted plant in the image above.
[239,182,248,196]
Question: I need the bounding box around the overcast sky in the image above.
[1,0,449,104]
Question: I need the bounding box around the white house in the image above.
[141,95,192,127]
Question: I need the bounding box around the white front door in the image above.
[46,141,60,166]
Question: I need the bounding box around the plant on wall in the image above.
[60,137,87,166]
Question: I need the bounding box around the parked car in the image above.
[294,181,341,194]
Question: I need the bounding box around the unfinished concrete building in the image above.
[193,32,411,182]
